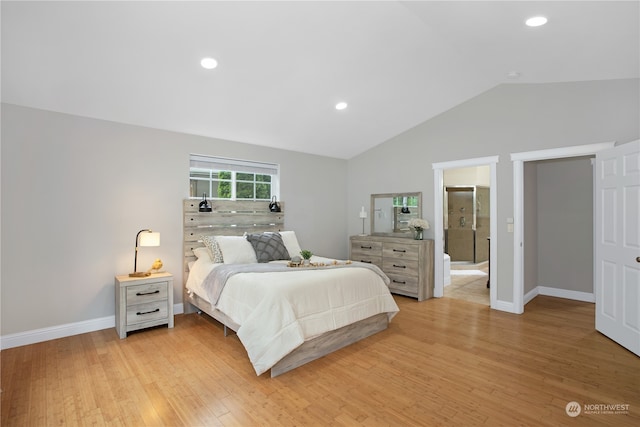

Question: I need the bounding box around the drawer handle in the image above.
[392,264,406,268]
[360,245,373,249]
[360,260,372,264]
[137,308,160,316]
[136,290,160,296]
[393,249,406,253]
[392,279,406,284]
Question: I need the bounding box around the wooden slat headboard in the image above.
[183,199,285,276]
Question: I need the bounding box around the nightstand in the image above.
[115,272,174,339]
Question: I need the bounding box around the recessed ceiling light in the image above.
[507,71,521,79]
[525,16,548,27]
[335,102,348,110]
[200,57,218,69]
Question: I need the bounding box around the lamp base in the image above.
[129,271,151,278]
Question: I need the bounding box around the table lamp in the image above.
[359,206,367,235]
[129,229,160,277]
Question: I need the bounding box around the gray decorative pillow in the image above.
[245,232,290,263]
[201,235,224,263]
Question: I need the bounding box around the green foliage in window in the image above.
[189,166,274,201]
[236,182,254,199]
[256,183,270,199]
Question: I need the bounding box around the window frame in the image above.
[189,155,280,201]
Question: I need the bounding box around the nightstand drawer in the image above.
[126,300,168,325]
[127,282,168,305]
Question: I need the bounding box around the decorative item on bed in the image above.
[183,199,399,377]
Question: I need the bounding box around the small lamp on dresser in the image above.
[359,206,368,235]
[130,229,160,277]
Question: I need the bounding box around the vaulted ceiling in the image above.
[2,1,638,159]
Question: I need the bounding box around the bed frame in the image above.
[182,198,390,377]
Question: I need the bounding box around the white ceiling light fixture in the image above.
[525,16,548,27]
[335,102,348,110]
[200,57,218,69]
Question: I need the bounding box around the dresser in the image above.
[115,272,174,338]
[350,235,434,301]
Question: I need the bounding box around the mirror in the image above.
[371,192,422,236]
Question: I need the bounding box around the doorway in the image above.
[432,156,498,309]
[511,142,616,314]
[443,167,490,305]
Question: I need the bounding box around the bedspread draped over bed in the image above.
[189,260,399,375]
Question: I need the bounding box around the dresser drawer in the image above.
[352,255,382,267]
[382,243,419,261]
[126,300,168,325]
[351,240,383,257]
[349,235,433,301]
[387,273,419,295]
[383,258,419,277]
[126,282,168,306]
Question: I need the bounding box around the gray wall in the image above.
[536,156,594,293]
[1,104,348,335]
[524,156,594,297]
[347,79,639,304]
[2,78,638,338]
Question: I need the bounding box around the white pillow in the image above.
[215,235,258,264]
[280,231,302,258]
[192,247,210,260]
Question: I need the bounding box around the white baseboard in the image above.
[524,286,595,306]
[524,287,539,305]
[174,303,184,315]
[537,286,595,303]
[1,303,185,350]
[491,299,518,313]
[1,315,115,350]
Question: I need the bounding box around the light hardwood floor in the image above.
[2,296,639,426]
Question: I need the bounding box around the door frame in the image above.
[510,142,615,314]
[432,156,498,309]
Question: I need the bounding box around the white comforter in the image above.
[187,257,399,375]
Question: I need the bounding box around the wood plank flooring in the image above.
[2,295,639,426]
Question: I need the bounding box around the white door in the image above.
[595,140,640,356]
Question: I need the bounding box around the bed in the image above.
[182,199,399,377]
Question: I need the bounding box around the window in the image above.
[393,196,419,211]
[189,155,279,200]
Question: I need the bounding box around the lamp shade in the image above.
[139,231,160,247]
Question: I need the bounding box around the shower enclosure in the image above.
[444,186,489,263]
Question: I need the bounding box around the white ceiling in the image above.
[2,1,638,159]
